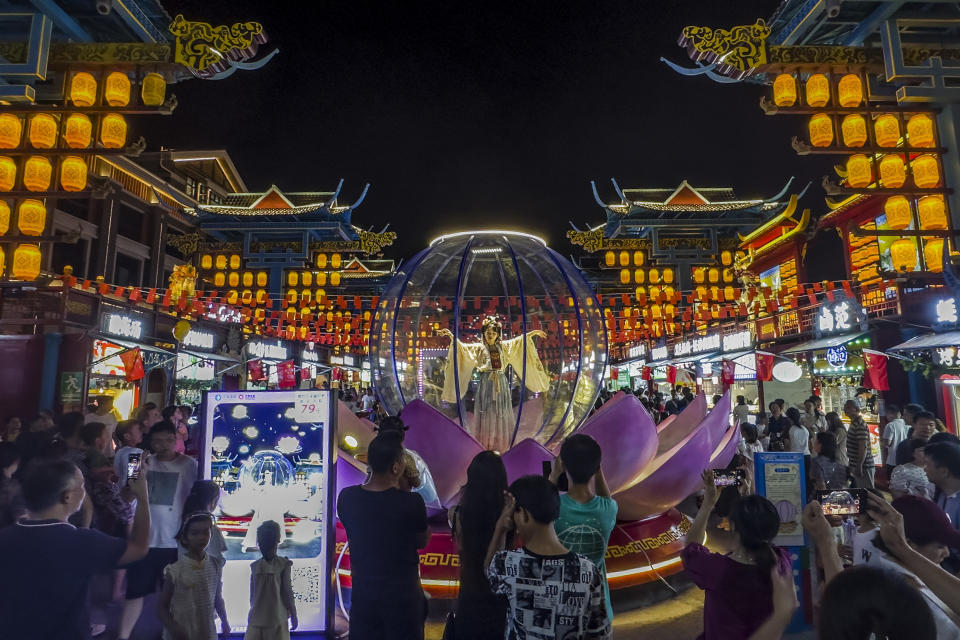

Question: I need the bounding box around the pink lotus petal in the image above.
[655,393,707,456]
[656,414,676,434]
[709,422,741,470]
[577,394,658,494]
[400,399,484,507]
[501,438,555,484]
[337,400,377,450]
[704,392,732,452]
[335,452,368,509]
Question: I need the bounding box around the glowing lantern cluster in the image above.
[808,113,833,147]
[23,156,52,192]
[29,114,57,149]
[884,196,911,230]
[100,114,126,149]
[60,156,87,191]
[805,74,830,107]
[0,157,15,191]
[890,239,917,272]
[12,244,41,280]
[0,201,9,235]
[0,115,21,149]
[17,199,45,236]
[104,72,131,107]
[64,114,92,149]
[846,154,872,188]
[70,72,97,107]
[141,73,166,106]
[879,155,906,188]
[913,155,940,188]
[773,74,797,107]
[918,195,947,230]
[841,114,866,147]
[907,114,935,148]
[874,115,900,147]
[837,74,862,107]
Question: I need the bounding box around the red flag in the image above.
[667,366,677,385]
[146,288,157,304]
[721,359,736,386]
[161,289,171,307]
[118,347,145,382]
[863,349,890,391]
[755,351,775,381]
[98,282,110,296]
[641,366,652,381]
[277,360,296,389]
[247,359,265,382]
[128,288,141,303]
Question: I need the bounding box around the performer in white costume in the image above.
[438,316,550,451]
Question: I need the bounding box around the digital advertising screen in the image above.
[203,390,336,634]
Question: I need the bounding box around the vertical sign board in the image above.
[754,452,808,631]
[202,389,337,634]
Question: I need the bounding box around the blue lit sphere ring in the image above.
[825,345,848,367]
[370,230,607,451]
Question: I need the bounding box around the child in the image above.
[157,512,230,640]
[181,481,228,567]
[245,520,297,639]
[738,423,764,462]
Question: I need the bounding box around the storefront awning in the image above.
[666,352,720,367]
[780,332,867,355]
[889,331,960,352]
[95,335,175,356]
[703,350,754,363]
[179,349,242,363]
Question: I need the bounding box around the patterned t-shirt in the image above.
[488,548,611,640]
[846,416,875,471]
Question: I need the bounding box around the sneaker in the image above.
[90,624,107,637]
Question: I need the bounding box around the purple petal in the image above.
[577,394,658,494]
[501,438,555,484]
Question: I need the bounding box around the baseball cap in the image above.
[892,495,960,549]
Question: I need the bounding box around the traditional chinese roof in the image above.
[195,182,368,221]
[738,193,811,266]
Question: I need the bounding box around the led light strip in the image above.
[429,230,547,247]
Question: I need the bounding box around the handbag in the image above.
[442,611,456,640]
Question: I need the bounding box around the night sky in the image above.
[147,0,835,260]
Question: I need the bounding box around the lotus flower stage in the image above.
[334,389,740,598]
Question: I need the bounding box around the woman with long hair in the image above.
[825,411,850,468]
[449,451,511,640]
[811,432,848,490]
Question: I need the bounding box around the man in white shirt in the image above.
[732,395,750,427]
[882,404,908,472]
[361,388,377,413]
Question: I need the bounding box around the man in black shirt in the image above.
[338,431,430,640]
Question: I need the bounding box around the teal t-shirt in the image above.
[554,493,618,622]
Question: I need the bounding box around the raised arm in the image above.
[485,492,515,572]
[686,470,719,547]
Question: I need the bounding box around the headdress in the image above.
[481,315,502,331]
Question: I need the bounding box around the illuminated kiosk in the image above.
[335,231,742,598]
[203,389,337,635]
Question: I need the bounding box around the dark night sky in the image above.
[146,0,834,259]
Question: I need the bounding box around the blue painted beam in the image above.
[842,2,903,46]
[111,0,166,43]
[29,0,92,42]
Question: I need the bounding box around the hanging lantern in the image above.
[648,268,660,284]
[913,154,940,188]
[256,290,267,304]
[635,286,645,299]
[708,267,719,283]
[808,113,833,147]
[924,238,944,273]
[17,199,45,236]
[226,290,238,304]
[907,114,935,148]
[12,244,41,280]
[257,271,268,287]
[0,114,21,149]
[228,272,240,287]
[879,155,906,188]
[0,200,9,235]
[331,272,341,286]
[64,114,92,149]
[693,267,705,284]
[99,114,126,149]
[215,255,226,269]
[918,195,947,230]
[619,269,630,284]
[773,74,797,107]
[316,271,326,286]
[199,255,213,270]
[229,254,241,269]
[287,271,298,287]
[60,156,87,192]
[316,253,328,268]
[213,272,225,286]
[837,74,863,107]
[633,269,644,284]
[841,114,867,147]
[0,157,15,192]
[805,74,830,107]
[70,72,98,107]
[846,154,872,188]
[241,272,253,287]
[28,114,57,149]
[331,253,342,268]
[890,239,917,272]
[303,271,314,287]
[23,156,51,192]
[104,72,131,107]
[618,250,629,267]
[140,72,166,106]
[883,196,911,230]
[723,268,735,283]
[720,251,732,266]
[695,285,707,300]
[633,250,644,266]
[874,114,900,147]
[663,268,674,284]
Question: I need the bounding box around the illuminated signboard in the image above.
[182,330,215,351]
[825,345,848,367]
[246,340,288,361]
[204,303,243,324]
[177,352,214,380]
[815,297,866,337]
[103,313,143,339]
[934,297,960,331]
[651,345,669,361]
[722,330,753,352]
[629,344,647,359]
[674,333,720,357]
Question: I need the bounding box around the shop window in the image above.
[114,252,143,286]
[116,203,144,242]
[185,176,197,198]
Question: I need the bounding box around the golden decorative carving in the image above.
[168,264,197,303]
[566,229,604,252]
[680,19,769,73]
[357,229,397,255]
[168,14,266,73]
[166,231,203,256]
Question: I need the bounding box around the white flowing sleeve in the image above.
[502,335,551,394]
[441,339,482,403]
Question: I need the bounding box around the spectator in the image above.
[811,432,848,491]
[85,396,118,457]
[804,397,827,434]
[930,432,960,447]
[161,406,188,455]
[895,411,938,471]
[825,411,849,468]
[551,434,618,625]
[136,403,162,431]
[117,421,197,640]
[733,395,750,426]
[246,520,297,640]
[486,475,611,640]
[786,407,811,455]
[76,422,111,476]
[738,423,764,462]
[0,458,149,638]
[766,402,792,452]
[904,403,926,436]
[1,416,21,442]
[0,442,23,527]
[449,451,510,640]
[113,420,144,484]
[57,411,86,450]
[845,400,875,489]
[15,413,56,468]
[157,511,230,639]
[683,471,790,640]
[755,412,769,444]
[882,404,909,473]
[924,441,960,573]
[889,439,933,499]
[180,480,227,567]
[337,431,429,640]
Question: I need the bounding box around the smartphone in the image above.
[713,469,745,487]
[816,489,867,516]
[126,451,142,480]
[541,460,569,491]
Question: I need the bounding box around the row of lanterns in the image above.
[604,249,736,269]
[808,112,935,149]
[619,267,675,285]
[0,199,46,236]
[0,113,126,150]
[845,153,941,189]
[69,71,166,108]
[200,253,346,272]
[883,195,947,230]
[0,155,88,192]
[0,244,43,280]
[890,237,945,273]
[774,72,865,109]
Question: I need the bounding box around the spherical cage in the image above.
[370,231,607,451]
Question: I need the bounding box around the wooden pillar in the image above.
[146,207,167,289]
[92,194,119,280]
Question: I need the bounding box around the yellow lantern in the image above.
[913,154,940,188]
[286,289,297,305]
[619,269,630,284]
[634,269,644,284]
[918,195,947,230]
[200,255,212,269]
[257,271,268,287]
[805,74,830,107]
[29,114,57,149]
[256,290,267,304]
[723,268,734,283]
[841,114,867,147]
[808,113,833,147]
[635,286,645,299]
[633,250,644,266]
[708,267,719,283]
[241,272,253,287]
[70,72,97,107]
[141,72,166,106]
[0,157,15,192]
[99,114,126,149]
[693,267,705,284]
[724,286,736,301]
[924,238,944,272]
[12,244,41,280]
[287,271,298,287]
[316,272,326,286]
[64,114,92,149]
[837,74,863,107]
[695,285,707,300]
[301,271,312,287]
[229,254,241,269]
[649,286,660,300]
[331,253,342,268]
[23,156,51,192]
[240,290,253,305]
[60,156,87,192]
[215,255,226,269]
[773,74,797,107]
[663,268,674,284]
[0,200,9,235]
[618,250,629,267]
[213,272,225,286]
[874,114,900,147]
[17,200,45,236]
[331,272,341,286]
[846,154,872,188]
[0,114,21,149]
[720,250,732,266]
[879,155,906,188]
[648,268,660,284]
[890,238,917,272]
[229,272,241,287]
[227,290,238,304]
[317,253,328,268]
[907,114,935,148]
[104,72,131,107]
[884,196,911,230]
